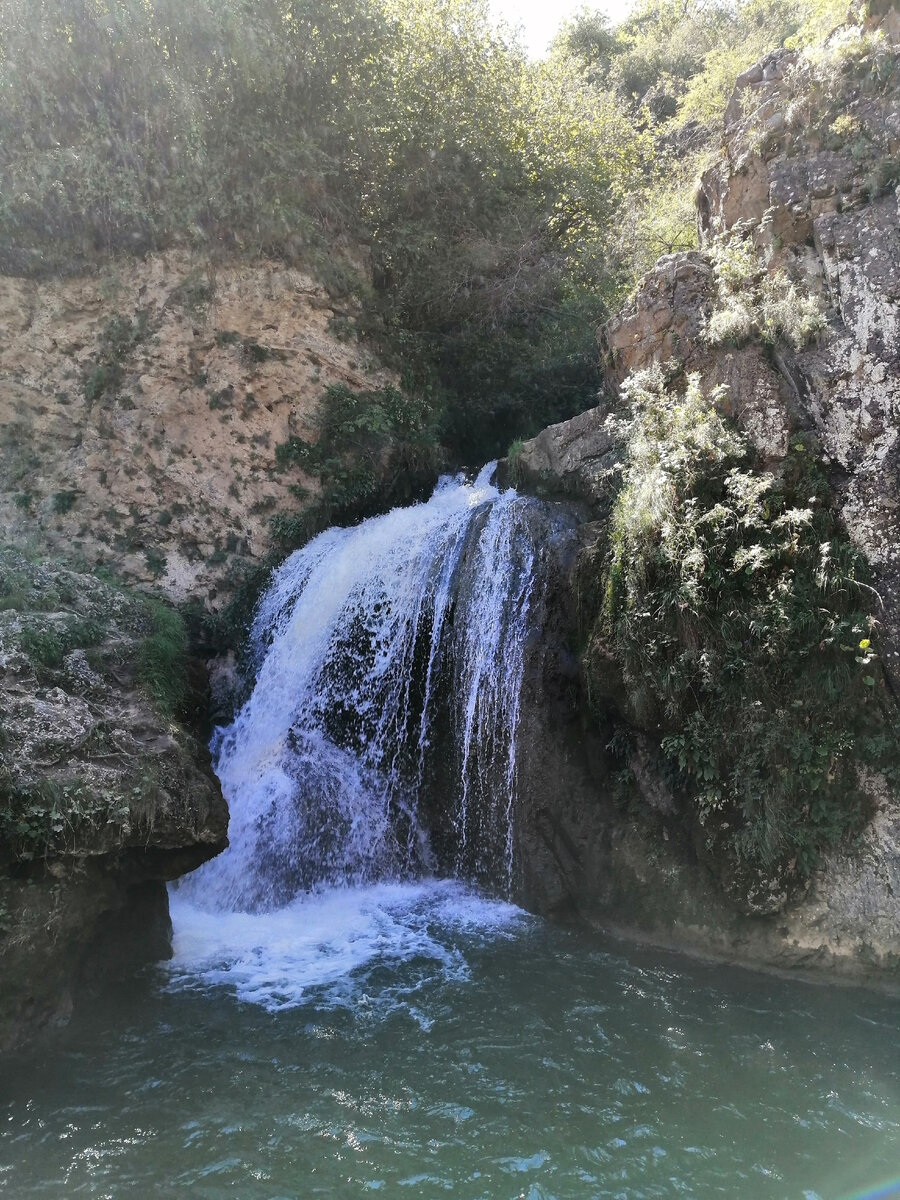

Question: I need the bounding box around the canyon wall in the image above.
[510,10,900,981]
[0,251,391,605]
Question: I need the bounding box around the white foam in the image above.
[166,880,525,1013]
[179,465,544,911]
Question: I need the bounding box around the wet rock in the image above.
[0,548,227,1051]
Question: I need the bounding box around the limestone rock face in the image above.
[509,404,625,511]
[506,16,900,981]
[696,32,900,683]
[529,20,900,681]
[0,251,393,606]
[0,548,227,1050]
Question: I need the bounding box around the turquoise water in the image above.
[2,880,900,1199]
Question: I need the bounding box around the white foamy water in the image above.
[176,466,545,914]
[167,881,526,1014]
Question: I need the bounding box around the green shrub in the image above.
[706,234,826,350]
[52,490,77,514]
[599,366,892,886]
[61,617,105,649]
[214,330,242,347]
[19,627,64,668]
[81,311,151,405]
[144,548,168,579]
[241,339,284,365]
[275,382,442,518]
[18,615,105,669]
[137,600,188,719]
[167,276,214,320]
[208,388,233,410]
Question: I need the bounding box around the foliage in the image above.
[144,549,168,579]
[555,0,846,127]
[0,773,140,860]
[353,0,645,457]
[705,233,826,349]
[551,0,848,286]
[137,599,189,720]
[0,0,869,464]
[0,0,383,267]
[778,23,898,144]
[18,615,105,668]
[18,626,64,669]
[275,382,442,516]
[82,311,151,406]
[0,0,640,462]
[51,490,77,515]
[609,148,705,283]
[0,776,132,860]
[600,366,893,882]
[0,549,200,862]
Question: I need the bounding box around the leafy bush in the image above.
[144,549,168,579]
[137,600,188,719]
[19,627,64,669]
[51,490,77,515]
[705,234,826,349]
[18,615,106,669]
[81,311,151,406]
[599,366,892,889]
[276,382,442,517]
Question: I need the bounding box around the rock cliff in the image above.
[0,230,405,1050]
[511,11,900,981]
[0,548,228,1050]
[0,251,392,606]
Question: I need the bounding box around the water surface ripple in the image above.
[2,881,899,1199]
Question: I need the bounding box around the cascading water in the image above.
[178,465,544,917]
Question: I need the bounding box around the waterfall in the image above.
[180,466,545,913]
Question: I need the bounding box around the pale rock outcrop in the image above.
[0,251,393,605]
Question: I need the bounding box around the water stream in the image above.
[3,897,900,1198]
[3,472,900,1197]
[180,465,539,913]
